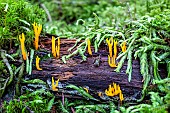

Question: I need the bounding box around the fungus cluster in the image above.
[105,82,124,101]
[106,37,117,67]
[19,22,62,91]
[106,37,127,68]
[19,22,43,69]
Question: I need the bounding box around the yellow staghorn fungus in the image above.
[106,38,118,68]
[98,92,103,97]
[119,91,124,102]
[114,40,118,58]
[56,37,60,58]
[32,22,42,50]
[121,41,127,53]
[113,83,120,95]
[83,87,89,93]
[87,39,92,55]
[52,77,59,91]
[108,55,117,67]
[106,37,113,57]
[52,36,60,58]
[105,84,115,96]
[36,56,42,70]
[52,36,56,58]
[19,33,27,60]
[105,82,124,101]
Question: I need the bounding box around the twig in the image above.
[71,107,75,113]
[40,3,52,22]
[62,92,65,106]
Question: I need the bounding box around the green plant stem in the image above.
[16,63,24,96]
[138,52,151,102]
[115,54,127,72]
[117,34,136,60]
[126,47,133,82]
[59,101,69,113]
[158,52,170,60]
[29,49,34,75]
[168,61,170,78]
[151,51,161,80]
[0,50,14,86]
[26,55,29,73]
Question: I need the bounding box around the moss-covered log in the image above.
[29,38,166,101]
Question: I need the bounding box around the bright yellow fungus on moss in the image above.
[52,77,59,91]
[32,22,42,50]
[19,33,27,60]
[105,82,124,101]
[87,39,92,55]
[52,36,60,58]
[106,37,113,57]
[121,41,127,53]
[36,56,42,70]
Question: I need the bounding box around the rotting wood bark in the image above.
[29,38,166,101]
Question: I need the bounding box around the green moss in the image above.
[0,60,5,71]
[0,0,47,49]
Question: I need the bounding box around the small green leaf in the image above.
[22,79,46,84]
[46,97,55,111]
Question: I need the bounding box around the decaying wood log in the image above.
[29,38,166,101]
